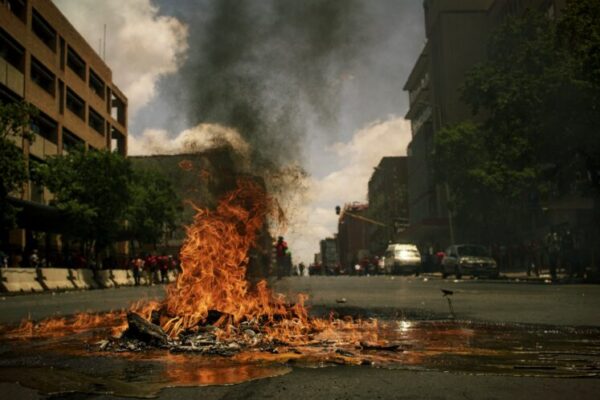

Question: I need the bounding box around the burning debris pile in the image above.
[99,310,297,356]
[128,178,318,343]
[95,178,402,359]
[97,309,406,365]
[4,178,404,364]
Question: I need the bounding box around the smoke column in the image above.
[155,0,365,170]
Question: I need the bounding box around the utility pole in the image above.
[445,183,455,245]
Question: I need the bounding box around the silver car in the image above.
[384,243,422,275]
[441,244,498,279]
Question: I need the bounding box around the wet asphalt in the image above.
[1,275,598,326]
[0,276,599,399]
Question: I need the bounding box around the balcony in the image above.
[409,73,430,105]
[0,55,24,96]
[411,106,432,136]
[29,133,58,159]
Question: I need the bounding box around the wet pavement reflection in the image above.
[0,320,598,398]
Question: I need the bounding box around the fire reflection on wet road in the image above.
[0,319,598,398]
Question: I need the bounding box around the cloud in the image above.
[53,0,188,119]
[128,124,250,160]
[286,116,412,263]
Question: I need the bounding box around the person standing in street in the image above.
[546,229,561,280]
[132,256,142,286]
[275,236,288,279]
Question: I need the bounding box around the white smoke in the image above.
[53,0,188,119]
[286,116,412,264]
[128,124,250,160]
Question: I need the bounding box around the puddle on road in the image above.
[0,320,599,398]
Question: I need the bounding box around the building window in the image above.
[111,92,126,125]
[88,106,104,135]
[66,87,85,120]
[30,56,55,96]
[66,46,86,80]
[30,111,58,144]
[62,127,84,154]
[111,126,126,156]
[0,28,25,71]
[32,9,57,52]
[5,0,26,23]
[89,69,105,99]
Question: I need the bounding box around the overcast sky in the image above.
[53,0,424,264]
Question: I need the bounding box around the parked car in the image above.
[441,244,498,279]
[384,243,422,275]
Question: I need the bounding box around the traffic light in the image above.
[335,206,341,215]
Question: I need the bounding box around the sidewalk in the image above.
[500,270,598,284]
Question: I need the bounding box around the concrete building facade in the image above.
[1,0,127,256]
[337,203,370,273]
[319,236,339,274]
[367,156,409,255]
[403,0,564,247]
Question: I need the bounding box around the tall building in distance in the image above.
[319,236,339,274]
[1,0,128,253]
[337,203,370,273]
[403,0,563,247]
[367,156,409,255]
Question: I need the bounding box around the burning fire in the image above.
[2,178,393,354]
[154,178,313,343]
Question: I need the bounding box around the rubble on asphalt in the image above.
[96,312,407,361]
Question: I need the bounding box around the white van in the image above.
[384,243,422,275]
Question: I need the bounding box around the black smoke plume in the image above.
[156,0,365,170]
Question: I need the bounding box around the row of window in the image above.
[28,106,125,154]
[30,6,108,101]
[1,6,127,122]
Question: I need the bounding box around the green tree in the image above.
[39,148,132,258]
[127,168,182,252]
[0,101,37,229]
[434,2,600,242]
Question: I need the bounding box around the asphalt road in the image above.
[274,275,600,327]
[1,275,598,326]
[2,367,600,400]
[0,276,599,399]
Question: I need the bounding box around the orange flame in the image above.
[157,178,314,343]
[2,177,387,350]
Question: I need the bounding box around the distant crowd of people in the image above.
[0,247,182,283]
[0,248,101,269]
[128,254,180,286]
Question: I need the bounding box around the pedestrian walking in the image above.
[159,255,169,283]
[132,257,142,286]
[29,249,39,269]
[0,248,7,268]
[545,229,560,280]
[526,239,540,277]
